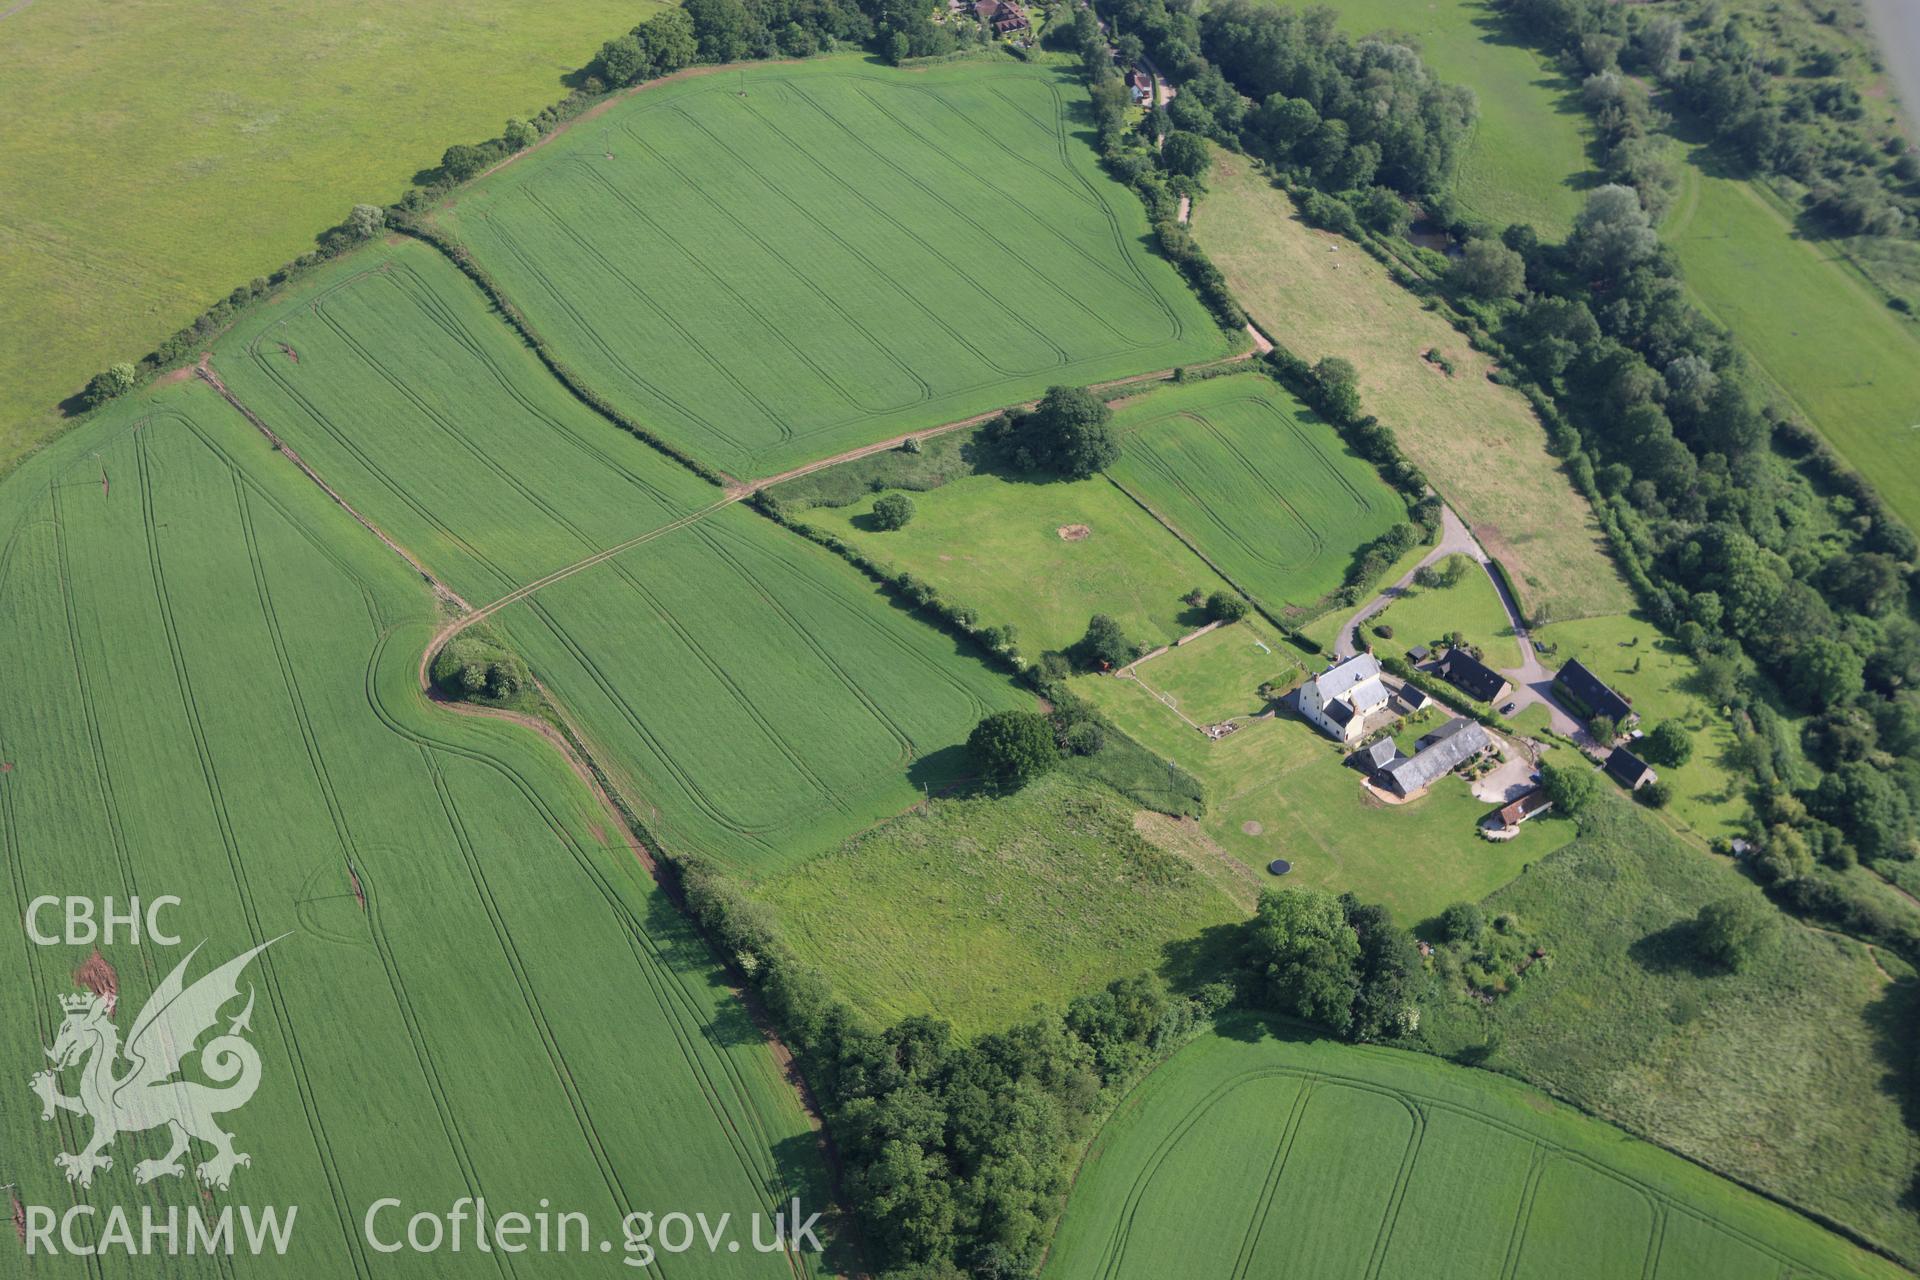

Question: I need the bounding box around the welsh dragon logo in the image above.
[29,938,280,1191]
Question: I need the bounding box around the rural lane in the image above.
[1334,500,1584,738]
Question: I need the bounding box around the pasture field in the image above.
[0,0,649,477]
[1104,374,1405,618]
[1045,1018,1908,1280]
[1532,613,1748,842]
[1664,162,1920,534]
[0,382,831,1276]
[1076,631,1569,923]
[1191,156,1634,625]
[802,471,1237,657]
[1367,553,1525,671]
[218,240,1024,878]
[1317,0,1592,233]
[759,772,1253,1035]
[1420,798,1920,1264]
[434,57,1237,479]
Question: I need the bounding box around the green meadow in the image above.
[1367,554,1525,671]
[218,241,1024,878]
[1665,163,1920,534]
[1046,1018,1909,1280]
[435,57,1237,479]
[1419,799,1920,1264]
[761,771,1252,1036]
[1105,374,1404,618]
[0,383,830,1276]
[0,0,650,476]
[804,470,1236,657]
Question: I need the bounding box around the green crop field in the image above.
[0,0,650,478]
[434,57,1238,479]
[1105,375,1405,617]
[0,382,831,1276]
[760,771,1254,1035]
[1665,163,1920,534]
[803,468,1237,657]
[1420,798,1920,1264]
[1317,0,1592,234]
[1045,1019,1907,1280]
[1192,155,1635,626]
[1367,553,1525,671]
[1077,629,1571,924]
[1533,613,1749,843]
[217,240,1024,877]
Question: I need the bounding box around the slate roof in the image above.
[1557,658,1634,723]
[1604,747,1656,789]
[1382,718,1491,795]
[1314,653,1383,703]
[1349,738,1401,771]
[1437,649,1508,703]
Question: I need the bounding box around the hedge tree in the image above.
[967,710,1060,792]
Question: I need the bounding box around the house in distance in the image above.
[1299,653,1391,745]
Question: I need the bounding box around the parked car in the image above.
[1499,701,1517,716]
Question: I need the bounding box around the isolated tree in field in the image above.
[1244,888,1360,1032]
[1539,758,1598,817]
[1644,719,1692,767]
[83,362,137,408]
[346,203,385,239]
[440,143,488,181]
[1075,614,1135,670]
[1311,357,1362,420]
[1025,385,1118,478]
[1694,894,1777,972]
[1448,238,1526,300]
[871,493,916,531]
[1205,590,1249,623]
[1161,131,1211,179]
[967,710,1059,792]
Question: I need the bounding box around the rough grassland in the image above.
[804,472,1237,656]
[1421,798,1920,1265]
[1045,1019,1908,1280]
[436,57,1236,479]
[759,772,1252,1035]
[0,383,830,1276]
[1533,613,1748,843]
[1193,157,1632,624]
[1318,0,1592,233]
[1665,161,1920,534]
[0,0,649,476]
[1076,630,1570,924]
[218,241,1024,878]
[1105,374,1404,616]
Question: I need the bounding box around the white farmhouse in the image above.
[1298,653,1391,744]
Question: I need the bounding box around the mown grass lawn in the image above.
[1191,154,1633,626]
[1365,553,1524,671]
[804,471,1235,656]
[1077,634,1568,925]
[1533,613,1749,843]
[437,56,1236,478]
[1047,1015,1910,1280]
[0,0,649,477]
[759,772,1253,1035]
[1420,797,1920,1266]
